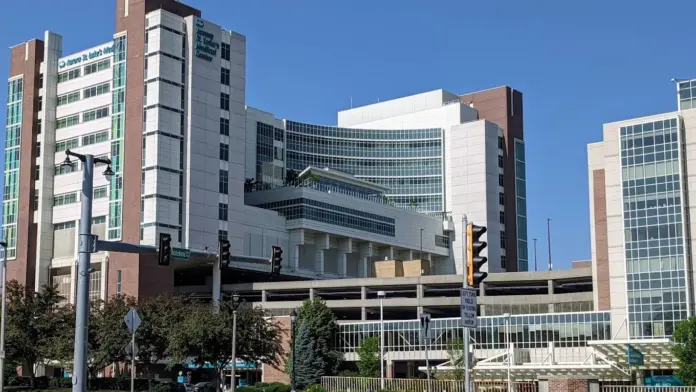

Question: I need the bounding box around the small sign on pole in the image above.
[124,308,142,334]
[460,287,477,328]
[420,312,432,342]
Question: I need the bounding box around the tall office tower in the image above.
[4,0,246,298]
[589,79,696,339]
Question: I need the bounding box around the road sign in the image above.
[172,247,191,260]
[460,287,477,328]
[124,342,139,357]
[124,307,142,334]
[419,313,432,342]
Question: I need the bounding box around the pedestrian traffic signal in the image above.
[467,223,488,286]
[219,240,231,269]
[271,246,283,274]
[158,233,172,266]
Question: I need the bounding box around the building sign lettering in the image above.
[194,19,219,62]
[59,45,114,69]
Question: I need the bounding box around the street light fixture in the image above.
[63,149,112,392]
[377,290,386,389]
[290,309,297,392]
[226,293,242,392]
[0,240,7,392]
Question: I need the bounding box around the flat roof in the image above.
[298,166,389,192]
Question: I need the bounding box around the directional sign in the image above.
[172,247,191,260]
[419,313,432,342]
[460,287,478,328]
[124,307,142,334]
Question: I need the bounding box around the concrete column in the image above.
[315,249,325,275]
[339,253,348,277]
[361,307,367,320]
[362,257,370,277]
[100,256,108,300]
[479,283,486,315]
[548,279,555,312]
[293,244,300,270]
[361,286,367,300]
[309,288,315,300]
[416,284,424,299]
[261,289,267,302]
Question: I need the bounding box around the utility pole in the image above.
[64,150,114,392]
[533,238,537,272]
[462,215,471,392]
[547,218,552,271]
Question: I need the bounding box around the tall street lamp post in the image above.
[290,309,297,392]
[226,293,242,392]
[0,240,8,392]
[377,290,386,389]
[504,313,512,392]
[62,150,114,392]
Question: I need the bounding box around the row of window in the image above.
[57,82,110,106]
[55,130,110,154]
[56,107,110,129]
[57,59,111,84]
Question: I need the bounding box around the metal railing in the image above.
[321,377,536,392]
[602,388,696,392]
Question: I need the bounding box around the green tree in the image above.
[169,301,284,392]
[445,339,465,381]
[356,336,380,378]
[673,317,696,384]
[286,299,342,385]
[288,322,324,389]
[88,295,135,378]
[4,280,70,388]
[135,295,188,390]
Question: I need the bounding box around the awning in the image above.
[588,338,676,370]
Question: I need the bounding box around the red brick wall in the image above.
[262,316,291,384]
[548,379,588,392]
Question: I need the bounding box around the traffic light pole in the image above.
[462,215,471,392]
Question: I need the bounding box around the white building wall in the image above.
[587,141,604,310]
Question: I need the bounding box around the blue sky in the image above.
[1,0,694,270]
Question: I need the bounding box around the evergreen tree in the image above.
[288,322,324,389]
[286,299,343,384]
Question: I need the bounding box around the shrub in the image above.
[153,381,180,392]
[197,383,217,392]
[253,383,291,392]
[304,385,328,392]
[49,377,73,388]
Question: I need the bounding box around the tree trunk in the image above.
[26,361,36,389]
[215,367,222,392]
[146,364,153,392]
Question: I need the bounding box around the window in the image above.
[220,118,229,136]
[82,130,109,146]
[83,82,110,99]
[219,143,229,161]
[221,68,230,85]
[221,43,231,61]
[36,119,42,135]
[57,68,80,83]
[84,59,111,75]
[93,186,108,199]
[498,155,504,168]
[500,231,506,249]
[499,211,505,224]
[55,138,79,152]
[218,203,228,221]
[274,146,284,160]
[219,170,229,194]
[54,221,76,231]
[498,136,505,149]
[220,93,230,111]
[34,166,40,181]
[54,192,78,206]
[56,114,80,129]
[499,174,504,187]
[92,216,106,224]
[36,142,41,157]
[83,107,109,122]
[33,195,39,211]
[116,270,122,296]
[501,255,506,269]
[57,91,80,106]
[218,230,228,241]
[38,73,43,89]
[37,96,42,111]
[55,162,77,175]
[499,192,505,205]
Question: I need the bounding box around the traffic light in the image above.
[158,233,172,266]
[271,246,283,274]
[466,223,488,286]
[219,240,231,269]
